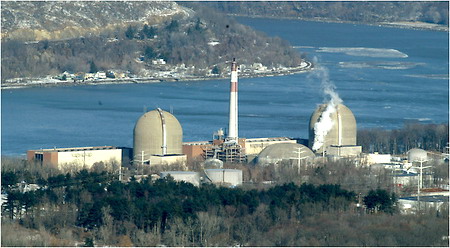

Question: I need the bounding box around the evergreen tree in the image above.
[211,65,220,74]
[89,61,98,73]
[125,25,137,39]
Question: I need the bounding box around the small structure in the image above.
[94,71,107,79]
[160,171,200,186]
[398,194,449,214]
[365,152,392,165]
[84,73,95,80]
[152,59,167,65]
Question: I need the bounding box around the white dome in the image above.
[407,148,427,162]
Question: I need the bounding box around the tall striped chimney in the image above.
[228,58,238,141]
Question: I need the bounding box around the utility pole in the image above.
[411,159,431,212]
[118,162,122,181]
[293,147,307,174]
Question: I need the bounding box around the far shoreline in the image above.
[233,15,449,32]
[1,61,314,90]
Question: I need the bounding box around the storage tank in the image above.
[256,143,315,166]
[309,103,356,154]
[133,108,183,164]
[160,171,200,187]
[407,148,428,162]
[204,169,243,186]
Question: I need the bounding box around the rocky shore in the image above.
[1,61,313,90]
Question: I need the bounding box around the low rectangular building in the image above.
[398,195,449,214]
[327,145,362,157]
[148,154,187,167]
[366,152,392,165]
[27,146,132,170]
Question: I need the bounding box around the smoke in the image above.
[309,58,342,151]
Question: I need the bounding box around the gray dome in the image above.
[133,108,183,163]
[408,148,427,162]
[257,143,315,166]
[309,103,356,154]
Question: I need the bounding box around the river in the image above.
[1,17,448,156]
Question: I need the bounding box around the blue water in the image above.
[1,18,448,156]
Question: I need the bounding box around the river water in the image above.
[1,18,448,156]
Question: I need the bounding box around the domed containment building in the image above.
[407,148,428,162]
[309,103,361,157]
[133,108,186,166]
[256,143,315,166]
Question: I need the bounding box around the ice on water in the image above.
[317,47,408,58]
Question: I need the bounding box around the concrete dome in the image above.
[257,143,315,166]
[133,108,183,163]
[309,103,356,154]
[407,148,428,162]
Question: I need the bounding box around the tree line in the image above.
[203,1,449,25]
[2,164,448,246]
[357,123,449,154]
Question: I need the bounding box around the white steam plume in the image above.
[310,58,342,152]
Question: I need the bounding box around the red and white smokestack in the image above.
[228,58,238,141]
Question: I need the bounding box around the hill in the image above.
[1,2,305,83]
[204,2,449,28]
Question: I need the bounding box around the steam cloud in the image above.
[310,59,342,151]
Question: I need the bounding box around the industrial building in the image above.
[133,108,186,166]
[309,103,362,157]
[181,59,298,164]
[27,146,131,170]
[183,137,297,162]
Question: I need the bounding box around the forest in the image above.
[1,5,302,81]
[204,1,449,25]
[1,151,448,246]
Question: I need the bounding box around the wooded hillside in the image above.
[205,1,449,25]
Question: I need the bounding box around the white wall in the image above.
[58,149,122,169]
[366,153,392,165]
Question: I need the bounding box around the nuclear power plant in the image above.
[25,58,448,214]
[29,58,365,172]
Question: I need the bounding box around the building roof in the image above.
[31,146,121,153]
[257,143,315,166]
[400,195,449,203]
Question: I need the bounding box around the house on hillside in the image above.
[95,71,107,79]
[152,59,166,65]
